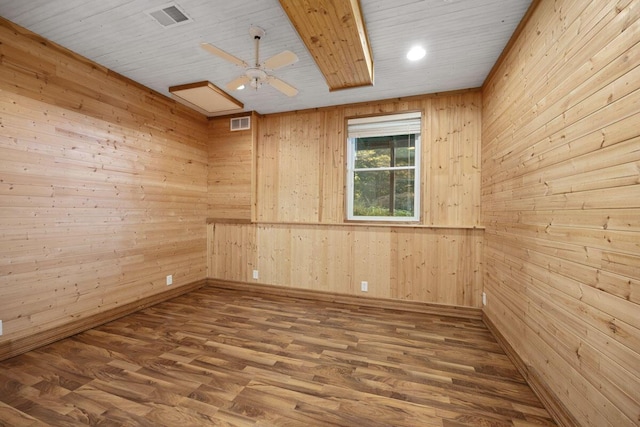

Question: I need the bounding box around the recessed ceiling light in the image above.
[237,85,246,90]
[407,46,426,61]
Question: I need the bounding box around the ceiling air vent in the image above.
[147,3,192,28]
[230,116,251,131]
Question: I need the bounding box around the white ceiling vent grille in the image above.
[230,116,251,131]
[147,3,192,28]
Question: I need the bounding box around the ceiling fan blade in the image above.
[262,50,298,70]
[200,42,247,67]
[226,75,251,91]
[266,76,298,97]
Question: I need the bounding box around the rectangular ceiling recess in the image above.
[279,0,374,91]
[169,81,244,117]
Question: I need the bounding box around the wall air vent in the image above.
[230,116,251,131]
[147,3,192,28]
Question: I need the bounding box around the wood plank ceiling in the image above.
[279,0,374,91]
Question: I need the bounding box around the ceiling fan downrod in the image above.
[249,26,265,68]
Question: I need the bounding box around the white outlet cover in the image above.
[361,281,368,292]
[482,292,487,306]
[166,275,173,286]
[252,270,259,279]
[0,320,3,336]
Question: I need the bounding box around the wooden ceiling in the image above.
[279,0,374,91]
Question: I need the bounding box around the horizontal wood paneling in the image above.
[0,280,206,361]
[207,112,258,221]
[208,223,483,307]
[0,18,209,354]
[482,1,640,426]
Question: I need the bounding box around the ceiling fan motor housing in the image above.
[249,26,265,39]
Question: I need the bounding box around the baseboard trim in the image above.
[482,313,580,427]
[0,279,207,362]
[207,279,482,320]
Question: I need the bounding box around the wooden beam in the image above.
[279,0,374,91]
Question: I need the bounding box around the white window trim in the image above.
[346,112,421,222]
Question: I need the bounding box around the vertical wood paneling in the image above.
[209,91,483,308]
[257,224,291,286]
[352,227,392,299]
[209,223,483,307]
[428,94,482,226]
[0,19,209,348]
[210,223,257,282]
[482,1,640,425]
[256,111,322,223]
[255,91,482,225]
[318,109,346,223]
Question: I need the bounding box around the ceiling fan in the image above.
[201,26,299,97]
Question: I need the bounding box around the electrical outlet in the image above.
[361,281,368,292]
[482,292,487,306]
[252,270,259,280]
[0,320,3,336]
[166,275,173,286]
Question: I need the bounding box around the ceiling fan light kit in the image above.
[200,25,299,97]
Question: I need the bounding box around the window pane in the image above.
[355,137,391,168]
[392,169,415,214]
[393,135,416,167]
[355,135,415,169]
[353,169,415,217]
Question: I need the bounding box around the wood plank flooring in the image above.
[0,286,557,426]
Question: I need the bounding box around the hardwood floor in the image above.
[0,286,556,426]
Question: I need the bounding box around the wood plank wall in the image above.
[207,112,258,221]
[482,1,640,426]
[255,92,481,225]
[210,223,483,306]
[0,18,209,354]
[208,91,483,307]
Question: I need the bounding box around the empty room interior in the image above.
[0,0,638,426]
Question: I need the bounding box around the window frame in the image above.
[346,112,422,222]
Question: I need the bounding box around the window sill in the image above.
[207,218,484,230]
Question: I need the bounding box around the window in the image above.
[347,112,421,221]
